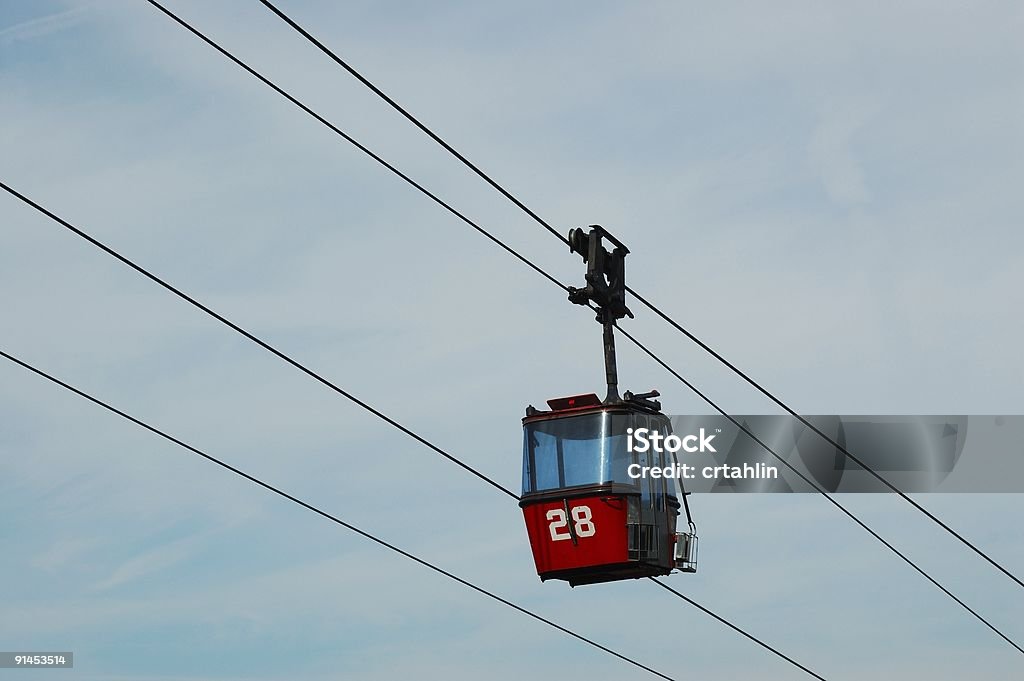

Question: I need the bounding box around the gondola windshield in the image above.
[522,412,675,494]
[523,412,630,493]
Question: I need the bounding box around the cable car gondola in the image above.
[520,226,697,586]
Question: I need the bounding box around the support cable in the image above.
[252,0,1022,589]
[624,286,1024,591]
[2,177,1017,653]
[0,179,517,501]
[254,0,570,247]
[0,179,835,675]
[650,578,826,681]
[4,0,1014,657]
[0,348,679,681]
[616,325,1024,656]
[144,0,564,295]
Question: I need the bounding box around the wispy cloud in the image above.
[91,536,198,592]
[808,97,881,205]
[0,4,90,45]
[31,535,104,573]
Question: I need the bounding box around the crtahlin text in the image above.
[627,461,779,480]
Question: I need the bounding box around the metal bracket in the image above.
[566,225,634,402]
[567,225,633,322]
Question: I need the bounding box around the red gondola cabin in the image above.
[520,392,696,586]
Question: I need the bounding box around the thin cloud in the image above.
[0,4,90,45]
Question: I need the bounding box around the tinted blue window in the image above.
[523,412,638,494]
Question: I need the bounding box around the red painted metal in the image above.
[522,494,629,577]
[545,393,602,411]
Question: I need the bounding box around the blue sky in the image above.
[1,1,1023,679]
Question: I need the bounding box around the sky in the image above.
[1,1,1023,679]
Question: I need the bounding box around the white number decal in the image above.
[546,505,597,541]
[546,509,570,541]
[571,505,596,537]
